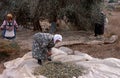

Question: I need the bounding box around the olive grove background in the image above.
[0,0,104,31]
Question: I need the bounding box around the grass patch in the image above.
[0,52,10,62]
[0,39,20,62]
[0,40,20,52]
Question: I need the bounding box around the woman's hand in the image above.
[47,51,52,56]
[0,27,3,30]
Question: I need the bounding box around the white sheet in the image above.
[0,48,120,78]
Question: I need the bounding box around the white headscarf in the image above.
[54,34,62,43]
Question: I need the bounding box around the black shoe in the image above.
[94,34,97,37]
[47,57,52,61]
[38,59,42,65]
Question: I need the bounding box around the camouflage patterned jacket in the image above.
[32,33,55,60]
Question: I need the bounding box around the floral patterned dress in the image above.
[32,33,55,61]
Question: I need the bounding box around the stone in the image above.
[85,40,104,45]
[104,35,118,44]
[74,51,93,61]
[59,47,74,55]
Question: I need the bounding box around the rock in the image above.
[74,51,83,55]
[85,40,104,45]
[51,48,67,57]
[74,51,93,61]
[37,75,47,78]
[104,35,118,44]
[52,49,91,62]
[51,48,68,61]
[53,55,92,63]
[52,54,67,62]
[59,47,74,55]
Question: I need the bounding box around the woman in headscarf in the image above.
[0,13,18,40]
[94,12,106,37]
[32,33,62,65]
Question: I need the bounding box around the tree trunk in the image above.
[33,18,42,31]
[33,0,42,31]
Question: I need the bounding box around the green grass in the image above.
[0,39,20,62]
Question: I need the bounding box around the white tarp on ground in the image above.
[0,48,120,78]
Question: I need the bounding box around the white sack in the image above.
[1,48,120,78]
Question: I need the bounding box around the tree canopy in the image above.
[0,0,104,30]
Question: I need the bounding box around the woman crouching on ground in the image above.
[32,33,62,65]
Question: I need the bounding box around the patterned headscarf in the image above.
[53,34,62,43]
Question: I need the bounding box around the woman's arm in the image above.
[14,20,18,28]
[47,42,55,51]
[0,20,6,29]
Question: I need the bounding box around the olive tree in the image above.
[0,0,104,31]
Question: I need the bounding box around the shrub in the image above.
[0,39,20,61]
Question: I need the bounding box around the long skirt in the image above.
[94,23,104,36]
[32,40,47,61]
[49,22,56,34]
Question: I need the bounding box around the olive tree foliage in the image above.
[31,0,104,30]
[0,0,104,30]
[0,0,28,24]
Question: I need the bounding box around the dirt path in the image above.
[15,11,120,59]
[66,11,120,59]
